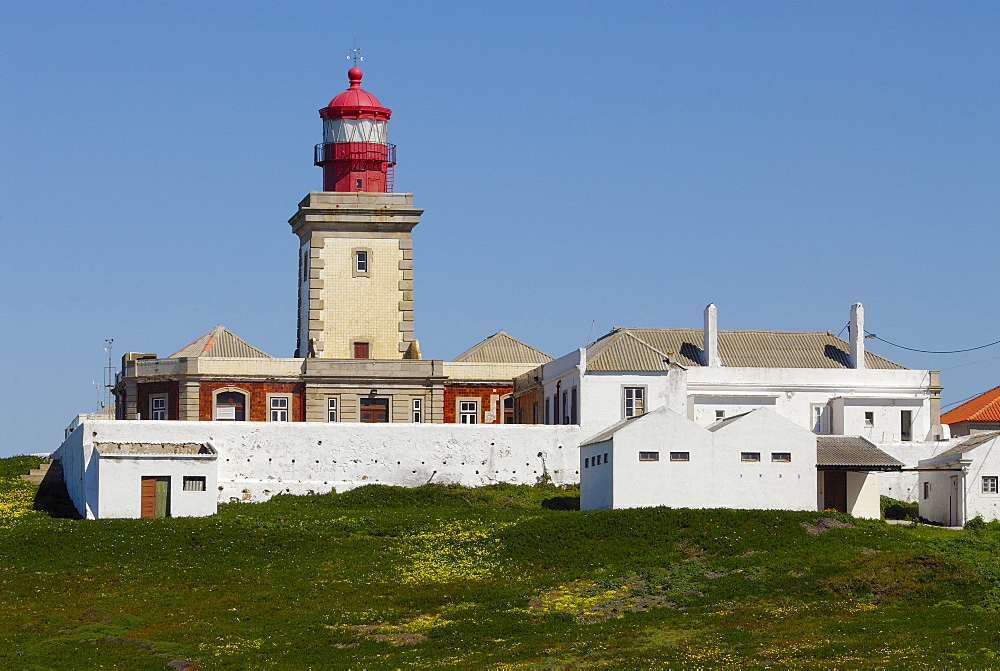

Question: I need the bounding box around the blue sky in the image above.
[1,1,997,456]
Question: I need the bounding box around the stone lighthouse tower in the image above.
[290,65,423,360]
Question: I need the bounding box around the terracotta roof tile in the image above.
[942,386,1000,424]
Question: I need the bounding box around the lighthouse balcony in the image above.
[314,142,396,166]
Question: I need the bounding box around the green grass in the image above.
[3,457,1000,668]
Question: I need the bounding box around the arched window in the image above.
[214,390,247,421]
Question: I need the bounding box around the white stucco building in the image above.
[917,431,1000,526]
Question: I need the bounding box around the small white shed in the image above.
[917,431,1000,526]
[88,442,219,519]
[815,436,902,519]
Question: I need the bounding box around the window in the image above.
[604,452,609,463]
[214,390,247,421]
[532,401,538,424]
[502,395,514,424]
[460,400,478,424]
[327,398,338,422]
[562,391,569,424]
[353,341,370,359]
[741,452,761,462]
[571,387,578,424]
[300,247,309,284]
[269,396,289,422]
[183,476,206,492]
[864,411,874,428]
[353,249,371,277]
[584,457,590,468]
[624,387,645,418]
[715,410,725,421]
[923,481,932,500]
[355,178,364,190]
[412,398,422,423]
[812,405,830,434]
[771,453,792,462]
[639,451,659,462]
[544,397,550,424]
[150,395,167,421]
[901,410,912,442]
[670,452,690,461]
[984,477,999,494]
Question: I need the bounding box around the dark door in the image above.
[360,397,389,423]
[141,476,170,518]
[824,471,848,512]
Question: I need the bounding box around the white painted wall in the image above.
[55,420,582,515]
[919,436,1000,526]
[579,439,614,510]
[581,408,816,512]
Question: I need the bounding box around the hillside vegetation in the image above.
[2,455,1000,668]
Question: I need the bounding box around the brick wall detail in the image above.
[137,381,180,420]
[199,381,306,422]
[443,384,513,424]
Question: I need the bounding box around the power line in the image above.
[864,331,1000,355]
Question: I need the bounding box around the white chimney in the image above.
[703,303,721,367]
[849,302,865,370]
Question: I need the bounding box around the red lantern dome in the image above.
[314,66,395,192]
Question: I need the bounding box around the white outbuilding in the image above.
[917,431,1000,526]
[579,407,818,511]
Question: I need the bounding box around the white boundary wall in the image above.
[56,421,582,512]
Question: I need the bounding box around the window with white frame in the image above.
[354,249,370,276]
[771,452,792,463]
[327,398,338,422]
[984,476,999,494]
[812,405,830,434]
[412,398,422,423]
[923,481,931,499]
[864,411,875,428]
[183,476,206,492]
[150,395,167,421]
[269,396,290,422]
[623,387,645,418]
[459,400,478,424]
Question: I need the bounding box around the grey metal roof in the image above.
[816,436,904,469]
[169,325,272,359]
[932,431,1000,459]
[452,330,553,364]
[580,415,643,447]
[585,328,906,372]
[706,411,753,432]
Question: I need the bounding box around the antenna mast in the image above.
[103,339,115,411]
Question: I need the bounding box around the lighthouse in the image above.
[315,65,395,193]
[290,64,423,362]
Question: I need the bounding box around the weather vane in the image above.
[347,45,363,66]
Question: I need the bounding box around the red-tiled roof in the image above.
[942,385,1000,424]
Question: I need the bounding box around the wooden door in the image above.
[141,476,170,518]
[360,398,389,423]
[824,471,848,513]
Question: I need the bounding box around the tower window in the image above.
[353,342,370,359]
[353,249,371,277]
[412,398,422,423]
[327,398,338,422]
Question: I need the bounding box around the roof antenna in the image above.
[586,320,596,345]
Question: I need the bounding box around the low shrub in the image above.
[881,495,919,520]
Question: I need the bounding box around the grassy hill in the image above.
[2,455,1000,668]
